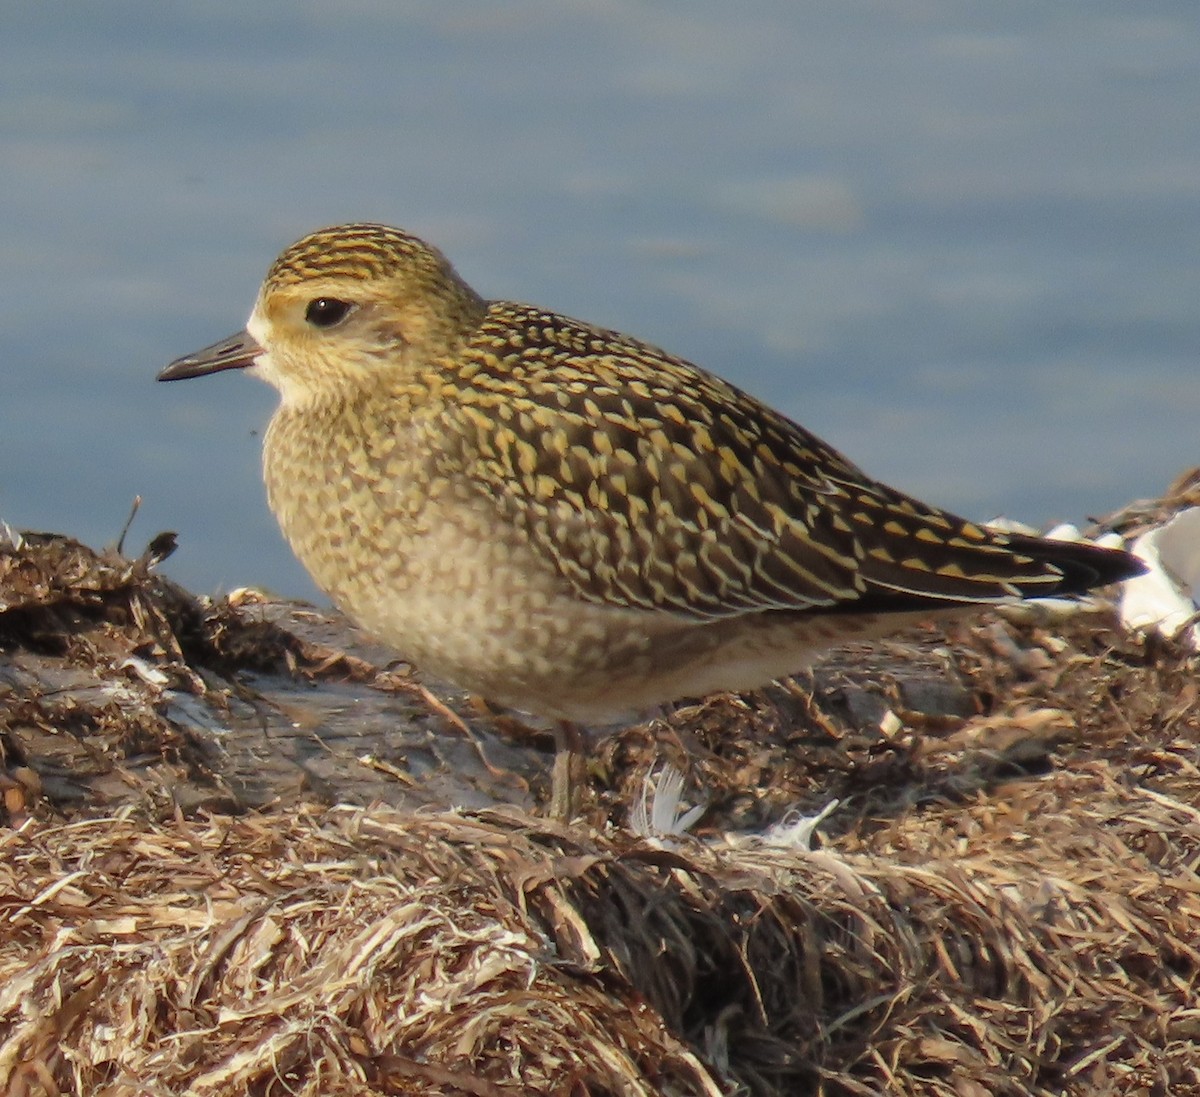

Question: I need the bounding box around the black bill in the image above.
[157,329,263,381]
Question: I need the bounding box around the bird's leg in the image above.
[549,720,585,821]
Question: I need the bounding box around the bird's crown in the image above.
[266,223,457,289]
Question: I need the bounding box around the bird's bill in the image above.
[157,329,263,381]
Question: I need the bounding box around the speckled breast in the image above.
[260,394,670,721]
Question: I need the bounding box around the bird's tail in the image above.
[1001,533,1145,597]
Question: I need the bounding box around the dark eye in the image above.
[305,297,354,328]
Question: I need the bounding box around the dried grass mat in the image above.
[2,784,1199,1097]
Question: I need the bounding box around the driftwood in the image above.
[0,525,990,828]
[2,475,1200,1095]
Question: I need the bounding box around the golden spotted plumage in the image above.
[160,223,1143,804]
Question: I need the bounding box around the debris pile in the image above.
[2,474,1200,1095]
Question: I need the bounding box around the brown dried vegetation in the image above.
[2,478,1200,1095]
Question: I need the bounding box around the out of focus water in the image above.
[3,2,1198,601]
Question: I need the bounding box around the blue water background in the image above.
[3,2,1198,600]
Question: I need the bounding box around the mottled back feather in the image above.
[440,302,1132,621]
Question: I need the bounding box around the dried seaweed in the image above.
[3,478,1200,1095]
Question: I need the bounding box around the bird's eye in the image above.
[305,298,354,328]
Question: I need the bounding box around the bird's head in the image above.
[158,223,486,405]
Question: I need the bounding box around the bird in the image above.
[159,223,1144,818]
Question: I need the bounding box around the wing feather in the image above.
[438,304,1126,620]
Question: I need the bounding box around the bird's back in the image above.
[439,300,1138,625]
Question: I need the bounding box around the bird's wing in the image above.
[441,306,1098,621]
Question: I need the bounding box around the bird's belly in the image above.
[307,508,914,725]
[263,431,939,725]
[338,532,657,722]
[264,461,656,720]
